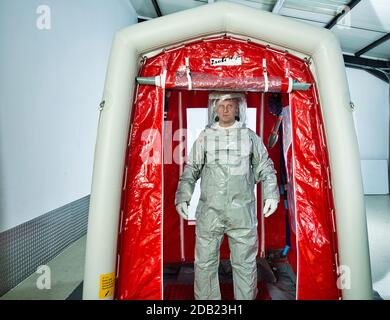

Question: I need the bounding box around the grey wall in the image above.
[0,0,137,232]
[346,67,389,194]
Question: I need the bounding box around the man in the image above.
[175,92,279,300]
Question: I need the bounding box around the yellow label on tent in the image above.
[99,272,115,299]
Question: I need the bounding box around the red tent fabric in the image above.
[115,36,341,300]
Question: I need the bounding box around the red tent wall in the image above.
[115,36,341,300]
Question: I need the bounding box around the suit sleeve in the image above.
[250,131,280,201]
[175,131,205,205]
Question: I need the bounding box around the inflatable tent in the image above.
[83,2,372,300]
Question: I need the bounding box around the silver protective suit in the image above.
[175,92,279,300]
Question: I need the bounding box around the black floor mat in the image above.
[67,282,83,300]
[164,259,297,300]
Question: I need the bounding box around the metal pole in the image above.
[272,0,285,14]
[325,0,362,29]
[151,0,162,17]
[178,92,186,262]
[136,76,311,91]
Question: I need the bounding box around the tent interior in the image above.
[162,89,296,300]
[114,36,341,300]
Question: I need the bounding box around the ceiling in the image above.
[129,0,390,64]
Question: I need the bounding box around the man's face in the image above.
[216,98,239,126]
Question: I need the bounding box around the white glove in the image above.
[263,199,278,218]
[176,202,189,220]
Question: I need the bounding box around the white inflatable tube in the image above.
[83,2,372,300]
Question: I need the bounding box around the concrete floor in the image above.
[365,195,390,300]
[1,195,389,300]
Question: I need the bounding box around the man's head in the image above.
[215,98,239,127]
[207,92,247,128]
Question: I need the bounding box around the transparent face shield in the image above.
[207,92,247,127]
